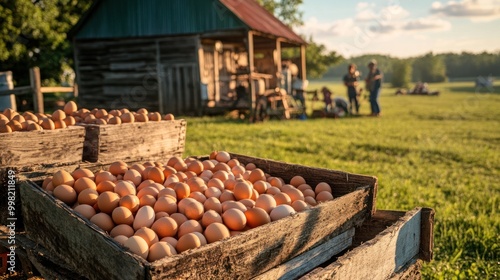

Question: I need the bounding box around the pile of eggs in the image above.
[0,103,175,133]
[43,151,334,262]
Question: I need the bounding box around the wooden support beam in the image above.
[0,86,32,97]
[275,39,282,89]
[247,31,255,121]
[300,45,307,81]
[30,67,43,113]
[40,87,74,93]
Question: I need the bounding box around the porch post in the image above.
[300,44,306,81]
[247,31,255,120]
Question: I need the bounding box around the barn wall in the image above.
[75,35,202,115]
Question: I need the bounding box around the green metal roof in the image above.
[73,0,248,39]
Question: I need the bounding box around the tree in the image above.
[391,59,412,88]
[0,0,92,86]
[413,53,447,83]
[257,0,303,28]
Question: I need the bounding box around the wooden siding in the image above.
[75,36,202,115]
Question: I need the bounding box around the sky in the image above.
[296,0,500,58]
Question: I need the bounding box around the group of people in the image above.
[322,59,383,117]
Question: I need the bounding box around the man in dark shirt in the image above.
[343,64,360,114]
[365,60,383,116]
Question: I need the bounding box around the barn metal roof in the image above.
[70,0,305,45]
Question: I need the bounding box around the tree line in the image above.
[324,51,500,88]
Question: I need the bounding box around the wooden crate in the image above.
[19,154,377,280]
[0,126,85,230]
[3,208,433,280]
[82,120,186,163]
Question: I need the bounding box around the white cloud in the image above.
[296,17,356,37]
[430,0,500,21]
[403,17,452,31]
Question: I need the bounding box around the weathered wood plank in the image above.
[253,228,355,280]
[82,120,186,164]
[299,208,424,280]
[20,181,147,280]
[0,126,85,167]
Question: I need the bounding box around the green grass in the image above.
[181,80,500,279]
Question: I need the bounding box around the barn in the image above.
[70,0,307,116]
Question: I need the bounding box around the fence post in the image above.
[0,71,16,111]
[30,67,43,113]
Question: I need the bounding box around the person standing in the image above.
[365,60,383,116]
[343,64,360,114]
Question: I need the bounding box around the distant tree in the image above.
[257,0,303,27]
[413,53,447,83]
[0,0,92,86]
[391,59,412,88]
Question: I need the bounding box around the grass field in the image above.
[182,80,499,279]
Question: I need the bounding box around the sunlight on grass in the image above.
[182,80,500,279]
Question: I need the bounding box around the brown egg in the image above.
[53,184,77,205]
[97,191,120,214]
[169,213,188,227]
[247,169,265,183]
[112,206,134,225]
[134,227,159,247]
[173,182,190,199]
[267,177,283,188]
[120,112,135,123]
[215,151,231,163]
[154,196,177,214]
[186,177,207,193]
[134,113,149,122]
[158,188,177,199]
[219,190,235,202]
[183,200,204,220]
[26,122,42,131]
[162,166,177,178]
[78,188,99,205]
[0,124,12,133]
[109,161,128,176]
[73,204,96,219]
[155,212,170,220]
[163,113,175,121]
[315,182,332,194]
[233,181,253,200]
[245,163,257,170]
[203,197,223,214]
[90,213,115,232]
[63,101,78,115]
[245,207,271,228]
[222,201,247,213]
[137,179,156,191]
[284,188,305,203]
[176,233,201,253]
[207,178,224,191]
[74,177,97,193]
[204,187,222,199]
[222,208,246,231]
[290,176,306,187]
[291,200,310,212]
[253,180,268,194]
[115,181,136,197]
[239,199,255,209]
[270,205,296,221]
[148,241,177,262]
[51,109,66,121]
[173,161,187,172]
[42,176,53,189]
[3,108,17,120]
[95,171,117,185]
[255,194,276,213]
[136,108,148,115]
[110,224,135,238]
[96,180,116,194]
[145,167,165,184]
[123,169,142,187]
[160,236,178,248]
[114,235,129,245]
[124,236,149,259]
[204,223,230,244]
[186,160,203,175]
[52,170,75,187]
[139,194,157,207]
[280,184,295,192]
[266,186,281,195]
[119,108,130,114]
[213,163,231,174]
[53,119,67,129]
[11,115,25,125]
[133,205,155,230]
[274,193,292,205]
[119,194,140,213]
[22,112,38,122]
[137,186,159,199]
[201,210,222,228]
[163,176,180,188]
[192,232,207,246]
[177,220,203,237]
[148,112,162,122]
[108,116,122,125]
[302,189,316,198]
[151,217,178,238]
[109,109,121,117]
[304,196,318,206]
[71,168,95,181]
[316,191,334,203]
[63,116,76,126]
[95,109,108,119]
[188,192,207,204]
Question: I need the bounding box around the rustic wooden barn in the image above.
[70,0,307,116]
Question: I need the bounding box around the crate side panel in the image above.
[0,126,85,167]
[149,187,371,279]
[20,181,146,280]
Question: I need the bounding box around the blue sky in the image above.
[296,0,500,58]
